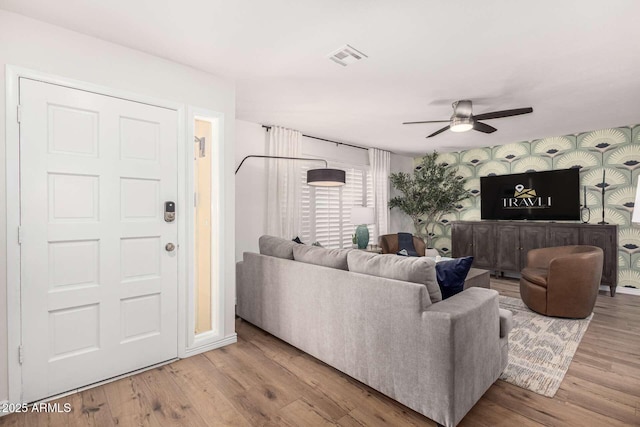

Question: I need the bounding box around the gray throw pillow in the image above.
[258,235,297,260]
[347,251,442,303]
[293,245,351,270]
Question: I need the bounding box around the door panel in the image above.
[472,223,495,268]
[520,225,547,269]
[451,223,473,258]
[581,227,616,284]
[20,78,178,402]
[497,225,520,272]
[548,226,580,247]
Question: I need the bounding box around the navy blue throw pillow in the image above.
[292,236,304,244]
[397,232,419,256]
[435,256,474,299]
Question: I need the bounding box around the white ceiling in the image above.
[2,0,640,155]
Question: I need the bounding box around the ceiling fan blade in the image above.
[473,121,497,133]
[426,125,450,138]
[473,107,533,121]
[402,120,450,125]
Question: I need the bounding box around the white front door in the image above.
[19,78,179,402]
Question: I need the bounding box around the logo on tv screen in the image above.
[502,184,552,209]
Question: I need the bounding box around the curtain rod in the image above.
[262,125,368,151]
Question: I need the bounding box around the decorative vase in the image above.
[355,224,369,249]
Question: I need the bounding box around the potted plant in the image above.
[388,151,469,253]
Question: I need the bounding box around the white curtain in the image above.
[369,147,391,238]
[266,126,302,239]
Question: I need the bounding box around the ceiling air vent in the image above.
[328,44,368,66]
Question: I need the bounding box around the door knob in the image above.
[165,243,175,252]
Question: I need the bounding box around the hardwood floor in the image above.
[2,278,639,426]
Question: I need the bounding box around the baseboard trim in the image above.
[184,334,238,358]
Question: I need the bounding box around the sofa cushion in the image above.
[521,267,548,287]
[293,245,351,271]
[436,256,474,299]
[347,251,441,303]
[259,235,296,260]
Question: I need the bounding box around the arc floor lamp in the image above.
[235,155,346,187]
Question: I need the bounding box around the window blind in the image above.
[300,163,374,249]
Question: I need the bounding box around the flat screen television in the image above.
[480,169,580,220]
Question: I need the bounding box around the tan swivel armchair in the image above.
[520,245,604,319]
[378,234,426,256]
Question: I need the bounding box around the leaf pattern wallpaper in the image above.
[414,125,640,289]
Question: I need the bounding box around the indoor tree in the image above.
[389,151,469,249]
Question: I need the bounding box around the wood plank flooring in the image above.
[2,278,639,426]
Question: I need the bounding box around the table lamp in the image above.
[350,207,375,249]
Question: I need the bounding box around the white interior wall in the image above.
[302,137,369,166]
[235,119,414,260]
[0,10,236,401]
[388,154,415,234]
[235,121,268,261]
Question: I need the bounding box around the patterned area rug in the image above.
[498,296,593,397]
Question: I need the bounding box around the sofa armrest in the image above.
[421,287,502,426]
[236,261,243,288]
[499,308,512,338]
[424,286,498,317]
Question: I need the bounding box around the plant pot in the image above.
[425,248,439,257]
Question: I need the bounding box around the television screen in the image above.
[480,169,580,220]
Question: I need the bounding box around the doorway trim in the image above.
[5,65,187,403]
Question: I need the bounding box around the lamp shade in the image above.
[633,179,640,223]
[350,206,375,225]
[307,168,346,187]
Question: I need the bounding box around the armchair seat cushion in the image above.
[521,267,548,287]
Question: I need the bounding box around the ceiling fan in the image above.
[403,100,533,138]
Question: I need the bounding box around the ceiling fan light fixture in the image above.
[402,100,533,138]
[450,116,473,133]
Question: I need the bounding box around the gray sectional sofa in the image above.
[236,235,512,427]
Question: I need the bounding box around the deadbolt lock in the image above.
[164,201,176,222]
